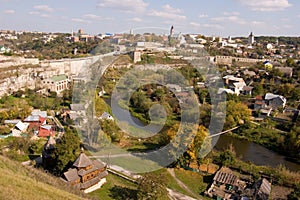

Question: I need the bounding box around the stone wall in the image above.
[0,55,102,97]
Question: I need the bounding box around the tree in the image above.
[51,127,81,175]
[137,173,168,200]
[221,100,252,129]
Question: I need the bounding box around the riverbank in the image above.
[227,124,300,165]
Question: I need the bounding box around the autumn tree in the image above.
[220,100,252,129]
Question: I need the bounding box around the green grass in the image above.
[0,155,90,200]
[89,173,137,200]
[174,168,209,196]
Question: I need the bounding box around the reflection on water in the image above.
[215,134,300,171]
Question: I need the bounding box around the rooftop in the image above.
[50,75,68,82]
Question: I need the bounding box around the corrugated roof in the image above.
[213,167,238,186]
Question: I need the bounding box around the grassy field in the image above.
[89,173,137,200]
[0,155,91,200]
[174,168,209,197]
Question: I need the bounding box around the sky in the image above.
[0,0,299,37]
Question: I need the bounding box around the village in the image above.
[0,27,300,200]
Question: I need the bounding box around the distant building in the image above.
[248,32,255,46]
[263,61,273,70]
[99,112,114,120]
[62,152,108,193]
[43,75,69,95]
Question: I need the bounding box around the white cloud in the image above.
[223,11,240,16]
[203,24,224,29]
[83,14,101,19]
[162,4,181,13]
[83,14,113,21]
[71,18,92,24]
[237,0,292,11]
[251,21,265,25]
[190,22,200,27]
[198,14,208,18]
[29,11,40,15]
[41,14,51,18]
[131,17,142,22]
[97,0,148,13]
[148,10,186,20]
[4,9,15,14]
[297,14,300,18]
[33,5,54,12]
[212,15,246,24]
[148,4,186,20]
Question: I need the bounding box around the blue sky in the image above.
[0,0,299,37]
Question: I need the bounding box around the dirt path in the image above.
[167,168,199,199]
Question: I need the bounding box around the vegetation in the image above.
[0,155,91,200]
[46,127,82,176]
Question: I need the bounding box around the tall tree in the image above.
[51,127,81,175]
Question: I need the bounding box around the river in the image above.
[104,97,300,171]
[214,134,300,171]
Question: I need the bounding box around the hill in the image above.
[0,155,92,200]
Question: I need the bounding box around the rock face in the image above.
[0,55,102,97]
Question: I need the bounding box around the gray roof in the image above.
[73,153,93,168]
[31,109,47,118]
[24,115,40,122]
[63,168,80,182]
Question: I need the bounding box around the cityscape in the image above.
[0,1,300,200]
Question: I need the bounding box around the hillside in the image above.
[0,155,91,200]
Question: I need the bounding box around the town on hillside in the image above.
[0,27,300,200]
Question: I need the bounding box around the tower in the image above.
[170,25,174,36]
[248,32,255,46]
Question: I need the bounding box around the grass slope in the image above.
[0,155,89,200]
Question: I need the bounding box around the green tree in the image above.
[51,128,81,175]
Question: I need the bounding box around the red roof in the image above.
[38,127,54,137]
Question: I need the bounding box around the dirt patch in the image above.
[271,185,293,200]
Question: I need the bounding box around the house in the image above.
[253,178,271,200]
[99,112,114,120]
[38,125,55,137]
[11,121,29,137]
[263,61,273,70]
[242,86,253,96]
[223,75,246,95]
[217,88,235,95]
[62,152,108,193]
[42,75,69,95]
[265,93,287,109]
[206,167,241,199]
[24,115,46,133]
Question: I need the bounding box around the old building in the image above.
[43,75,69,95]
[62,152,108,193]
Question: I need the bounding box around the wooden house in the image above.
[62,152,108,193]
